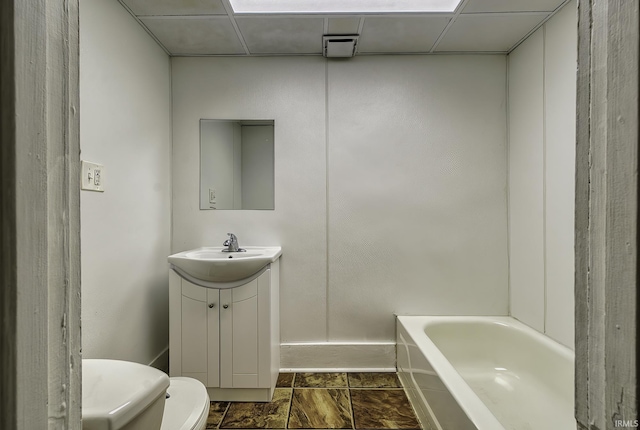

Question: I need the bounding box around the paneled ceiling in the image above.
[118,0,570,56]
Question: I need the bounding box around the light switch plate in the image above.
[81,160,105,192]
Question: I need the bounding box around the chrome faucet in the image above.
[222,233,245,252]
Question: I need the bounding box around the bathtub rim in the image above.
[396,315,575,430]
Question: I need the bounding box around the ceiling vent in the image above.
[323,35,359,58]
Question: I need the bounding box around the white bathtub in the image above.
[396,316,574,430]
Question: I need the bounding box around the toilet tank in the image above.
[82,359,170,430]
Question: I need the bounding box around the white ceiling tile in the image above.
[358,16,450,53]
[120,0,228,16]
[327,17,361,35]
[435,14,547,52]
[140,17,246,55]
[235,17,324,54]
[462,0,565,13]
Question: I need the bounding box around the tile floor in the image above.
[206,372,421,430]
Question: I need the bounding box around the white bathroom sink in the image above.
[168,246,281,285]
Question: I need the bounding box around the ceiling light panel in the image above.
[229,0,462,14]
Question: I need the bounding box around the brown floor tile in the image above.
[276,373,295,388]
[294,372,348,388]
[220,389,292,429]
[207,402,230,429]
[348,372,401,388]
[288,388,352,429]
[351,389,420,429]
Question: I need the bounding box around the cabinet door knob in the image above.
[223,304,229,309]
[208,303,215,309]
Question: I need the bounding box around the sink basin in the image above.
[168,246,282,285]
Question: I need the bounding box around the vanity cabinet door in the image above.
[220,269,271,388]
[220,279,258,388]
[180,281,208,385]
[180,280,220,388]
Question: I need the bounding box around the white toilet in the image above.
[82,359,209,430]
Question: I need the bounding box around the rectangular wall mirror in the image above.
[200,119,274,210]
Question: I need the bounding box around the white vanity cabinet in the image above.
[169,261,280,402]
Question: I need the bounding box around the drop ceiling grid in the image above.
[428,0,470,53]
[118,0,571,56]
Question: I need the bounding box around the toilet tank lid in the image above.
[82,359,170,429]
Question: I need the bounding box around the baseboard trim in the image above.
[149,346,169,373]
[280,342,396,372]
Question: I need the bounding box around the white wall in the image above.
[172,57,329,344]
[172,55,509,364]
[508,30,546,336]
[80,0,172,366]
[326,57,508,341]
[508,2,577,349]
